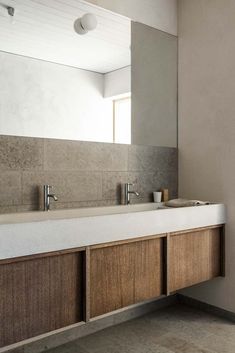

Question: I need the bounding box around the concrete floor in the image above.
[46,304,235,353]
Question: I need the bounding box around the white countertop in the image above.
[0,203,226,260]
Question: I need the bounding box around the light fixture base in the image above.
[7,6,15,17]
[74,13,97,35]
[74,18,88,35]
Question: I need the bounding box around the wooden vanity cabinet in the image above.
[89,237,165,318]
[0,225,224,348]
[0,250,85,348]
[169,226,223,293]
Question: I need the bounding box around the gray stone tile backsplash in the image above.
[0,135,43,170]
[0,171,22,206]
[0,136,178,213]
[44,139,128,172]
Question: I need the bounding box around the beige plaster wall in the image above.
[178,0,235,312]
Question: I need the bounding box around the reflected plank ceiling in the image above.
[0,0,131,73]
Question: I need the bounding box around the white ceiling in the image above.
[0,0,131,73]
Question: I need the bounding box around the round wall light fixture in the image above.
[74,13,98,35]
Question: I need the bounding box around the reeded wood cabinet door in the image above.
[90,238,164,318]
[0,252,84,348]
[169,227,222,292]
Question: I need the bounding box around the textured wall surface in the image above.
[131,22,178,147]
[86,0,178,35]
[0,136,178,214]
[178,0,235,312]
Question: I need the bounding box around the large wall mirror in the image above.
[0,0,177,147]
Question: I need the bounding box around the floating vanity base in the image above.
[0,224,225,348]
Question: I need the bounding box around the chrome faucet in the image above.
[124,183,140,205]
[44,185,58,211]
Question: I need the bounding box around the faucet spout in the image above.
[50,194,58,202]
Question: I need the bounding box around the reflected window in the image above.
[113,97,131,144]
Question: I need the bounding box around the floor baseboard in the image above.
[178,294,235,323]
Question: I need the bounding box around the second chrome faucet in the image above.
[124,183,139,205]
[44,185,58,211]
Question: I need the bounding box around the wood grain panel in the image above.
[169,227,222,292]
[0,247,86,265]
[0,252,84,348]
[90,238,164,318]
[90,233,166,249]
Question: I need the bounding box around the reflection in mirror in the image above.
[131,22,178,147]
[0,0,131,143]
[0,0,177,147]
